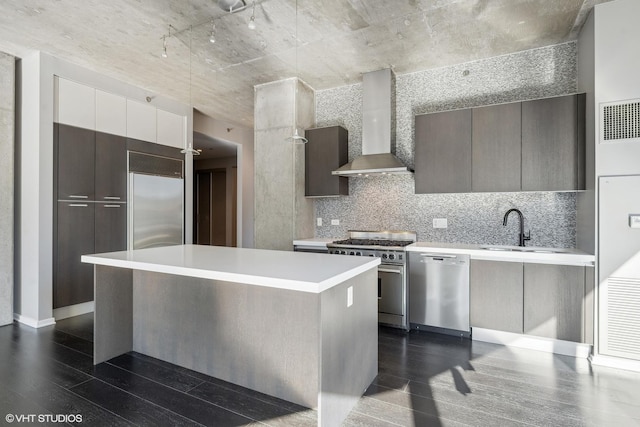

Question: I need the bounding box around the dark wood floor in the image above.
[1,315,639,427]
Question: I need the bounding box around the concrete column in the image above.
[0,52,15,326]
[253,78,314,250]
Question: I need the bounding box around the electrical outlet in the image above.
[317,218,322,226]
[347,286,353,307]
[331,219,340,225]
[433,218,448,229]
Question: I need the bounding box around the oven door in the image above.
[378,264,407,329]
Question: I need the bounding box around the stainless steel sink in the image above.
[479,245,567,254]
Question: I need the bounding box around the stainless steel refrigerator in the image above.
[128,152,184,250]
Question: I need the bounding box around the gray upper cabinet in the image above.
[470,260,524,333]
[305,126,349,197]
[521,94,586,191]
[414,94,585,194]
[472,103,522,192]
[415,109,472,194]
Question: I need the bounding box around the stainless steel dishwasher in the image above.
[409,252,470,337]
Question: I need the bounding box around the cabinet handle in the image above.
[69,204,88,207]
[103,196,121,200]
[104,205,121,208]
[68,195,88,199]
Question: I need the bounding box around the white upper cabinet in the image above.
[96,90,126,136]
[156,109,185,149]
[126,99,156,142]
[55,77,96,129]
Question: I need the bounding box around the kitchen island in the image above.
[82,244,380,427]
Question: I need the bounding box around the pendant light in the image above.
[181,25,201,156]
[286,0,308,144]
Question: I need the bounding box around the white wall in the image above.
[15,51,192,327]
[193,110,254,248]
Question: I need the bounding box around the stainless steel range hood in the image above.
[332,68,412,176]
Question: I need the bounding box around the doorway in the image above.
[195,168,236,246]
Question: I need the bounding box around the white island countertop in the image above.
[82,244,380,293]
[407,242,594,266]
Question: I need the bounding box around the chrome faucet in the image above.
[503,208,531,247]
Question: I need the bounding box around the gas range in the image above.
[327,231,416,265]
[328,231,416,331]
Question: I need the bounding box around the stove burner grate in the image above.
[332,238,414,247]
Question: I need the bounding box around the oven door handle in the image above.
[378,268,402,274]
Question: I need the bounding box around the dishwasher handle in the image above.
[419,253,456,259]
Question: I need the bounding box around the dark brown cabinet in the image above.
[95,132,127,201]
[55,124,95,200]
[521,94,586,191]
[305,126,348,197]
[415,109,472,193]
[472,103,522,192]
[95,203,127,253]
[54,125,128,308]
[54,202,95,308]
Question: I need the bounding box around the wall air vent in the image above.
[600,100,640,143]
[602,277,640,360]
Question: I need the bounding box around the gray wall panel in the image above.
[94,266,133,364]
[133,271,321,409]
[0,52,14,326]
[319,268,378,427]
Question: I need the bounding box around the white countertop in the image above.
[292,238,333,248]
[82,244,380,293]
[407,242,594,266]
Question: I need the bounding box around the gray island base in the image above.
[84,245,380,426]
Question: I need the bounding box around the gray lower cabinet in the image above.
[471,103,522,192]
[523,263,586,342]
[470,260,523,333]
[470,260,592,343]
[304,126,348,197]
[521,94,586,191]
[415,109,472,194]
[54,201,95,308]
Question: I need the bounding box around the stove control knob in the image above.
[382,253,388,260]
[389,253,396,260]
[349,251,355,256]
[355,251,362,256]
[369,254,375,257]
[399,254,403,260]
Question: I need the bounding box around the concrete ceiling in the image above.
[0,0,610,128]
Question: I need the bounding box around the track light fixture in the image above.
[161,35,168,58]
[209,21,216,43]
[248,1,256,30]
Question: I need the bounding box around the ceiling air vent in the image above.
[600,100,640,143]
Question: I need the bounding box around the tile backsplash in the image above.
[313,42,579,248]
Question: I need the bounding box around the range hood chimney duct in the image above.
[332,68,412,176]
